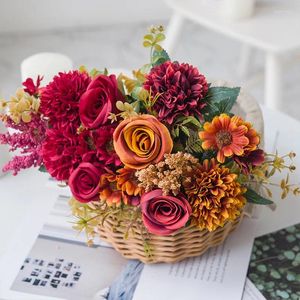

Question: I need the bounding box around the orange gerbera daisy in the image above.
[99,168,143,206]
[199,114,259,163]
[184,159,246,231]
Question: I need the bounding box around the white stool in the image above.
[163,0,300,111]
[21,52,73,85]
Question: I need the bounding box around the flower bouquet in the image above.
[1,26,299,263]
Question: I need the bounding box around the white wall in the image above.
[0,0,172,33]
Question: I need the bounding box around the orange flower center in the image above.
[215,130,232,149]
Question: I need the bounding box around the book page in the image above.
[242,278,266,300]
[133,218,256,300]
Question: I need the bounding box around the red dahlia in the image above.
[42,124,89,181]
[40,71,91,128]
[143,61,208,124]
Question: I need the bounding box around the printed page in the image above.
[242,278,266,300]
[133,218,256,300]
[10,194,127,300]
[10,234,127,300]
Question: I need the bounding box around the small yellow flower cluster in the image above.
[109,100,138,122]
[250,152,300,199]
[1,88,40,124]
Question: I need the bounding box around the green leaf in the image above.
[38,165,48,173]
[152,49,170,67]
[202,87,240,121]
[185,131,203,154]
[180,125,190,137]
[271,270,281,279]
[117,74,126,96]
[205,86,240,104]
[284,250,295,260]
[154,33,165,43]
[180,116,202,128]
[244,188,274,205]
[144,34,154,42]
[154,44,163,52]
[143,41,152,48]
[175,126,180,137]
[257,264,267,272]
[139,63,152,74]
[214,98,236,114]
[90,68,101,77]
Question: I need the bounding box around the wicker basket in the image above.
[97,81,263,264]
[98,213,243,263]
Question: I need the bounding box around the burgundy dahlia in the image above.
[143,61,208,124]
[40,71,91,128]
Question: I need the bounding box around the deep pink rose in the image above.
[140,189,191,236]
[79,74,123,129]
[69,162,103,203]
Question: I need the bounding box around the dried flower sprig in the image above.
[70,197,153,256]
[136,152,200,196]
[245,151,300,199]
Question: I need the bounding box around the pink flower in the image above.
[0,115,46,175]
[40,71,91,128]
[69,162,103,203]
[79,74,123,129]
[143,61,208,124]
[22,75,43,96]
[140,189,191,236]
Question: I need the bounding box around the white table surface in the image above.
[166,0,300,53]
[1,106,300,299]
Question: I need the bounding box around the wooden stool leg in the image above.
[265,52,283,110]
[163,12,185,55]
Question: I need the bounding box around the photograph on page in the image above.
[10,234,127,300]
[10,194,127,300]
[246,222,300,300]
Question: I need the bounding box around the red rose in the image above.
[69,162,103,203]
[140,189,191,236]
[79,74,123,129]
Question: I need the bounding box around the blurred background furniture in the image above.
[21,53,73,85]
[163,0,300,111]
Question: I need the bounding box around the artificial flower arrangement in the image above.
[1,26,299,263]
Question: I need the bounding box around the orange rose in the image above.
[113,114,173,169]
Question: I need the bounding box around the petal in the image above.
[217,150,225,163]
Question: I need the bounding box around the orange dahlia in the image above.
[184,159,246,231]
[99,168,143,206]
[99,171,122,207]
[115,167,143,205]
[199,114,260,163]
